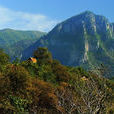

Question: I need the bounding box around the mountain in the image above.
[0,29,46,59]
[22,11,114,77]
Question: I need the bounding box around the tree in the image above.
[55,82,79,114]
[34,47,53,64]
[0,72,15,113]
[5,65,30,94]
[52,61,71,83]
[27,78,61,113]
[73,73,108,114]
[0,49,10,71]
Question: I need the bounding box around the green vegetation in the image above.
[0,48,113,114]
[0,29,46,60]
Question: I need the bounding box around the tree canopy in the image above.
[0,48,113,114]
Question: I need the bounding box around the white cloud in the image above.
[0,6,58,32]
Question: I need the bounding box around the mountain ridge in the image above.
[22,11,114,77]
[0,29,46,59]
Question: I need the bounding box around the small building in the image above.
[81,76,88,81]
[28,57,37,63]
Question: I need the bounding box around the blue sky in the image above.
[0,0,113,32]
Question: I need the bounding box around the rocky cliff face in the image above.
[22,11,114,77]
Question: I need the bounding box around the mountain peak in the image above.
[80,10,94,15]
[22,11,114,78]
[0,28,14,32]
[54,11,111,35]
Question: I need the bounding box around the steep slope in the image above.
[7,39,37,60]
[22,11,114,77]
[0,29,46,59]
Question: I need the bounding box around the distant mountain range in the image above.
[22,11,114,77]
[0,29,46,59]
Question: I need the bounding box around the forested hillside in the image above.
[0,29,46,59]
[0,48,113,114]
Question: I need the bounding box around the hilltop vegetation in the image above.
[0,48,113,114]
